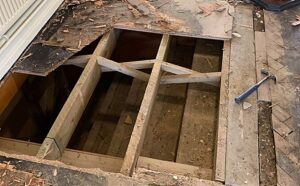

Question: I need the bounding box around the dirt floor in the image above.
[258,101,277,186]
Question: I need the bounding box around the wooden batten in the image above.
[120,35,170,176]
[137,156,213,180]
[214,41,231,182]
[160,72,221,86]
[37,30,121,160]
[0,137,123,172]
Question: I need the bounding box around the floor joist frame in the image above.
[0,29,231,184]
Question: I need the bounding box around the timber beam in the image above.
[37,30,121,160]
[120,34,170,176]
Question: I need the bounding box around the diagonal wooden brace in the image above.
[97,56,150,81]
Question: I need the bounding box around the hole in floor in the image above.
[0,29,226,178]
[0,65,83,143]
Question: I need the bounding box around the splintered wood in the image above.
[13,0,233,76]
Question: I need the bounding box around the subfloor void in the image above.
[0,30,224,177]
[0,65,83,143]
[67,31,224,170]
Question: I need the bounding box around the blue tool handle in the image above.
[235,84,259,104]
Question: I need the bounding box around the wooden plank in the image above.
[137,156,212,180]
[61,149,123,172]
[0,73,27,115]
[176,39,220,173]
[160,72,221,86]
[0,137,40,156]
[97,57,150,81]
[120,35,170,176]
[37,30,120,160]
[255,31,270,102]
[225,5,259,186]
[214,41,230,182]
[0,137,122,173]
[277,166,298,186]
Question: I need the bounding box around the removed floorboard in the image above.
[176,39,221,176]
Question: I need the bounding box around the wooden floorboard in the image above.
[265,7,300,185]
[225,5,259,186]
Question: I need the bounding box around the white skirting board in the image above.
[0,0,64,80]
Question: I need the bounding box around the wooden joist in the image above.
[225,5,259,186]
[37,30,121,160]
[0,137,123,172]
[214,41,231,182]
[120,35,170,176]
[137,156,213,180]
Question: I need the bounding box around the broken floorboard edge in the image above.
[214,41,231,182]
[137,156,213,180]
[0,137,123,173]
[37,30,121,160]
[120,34,170,176]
